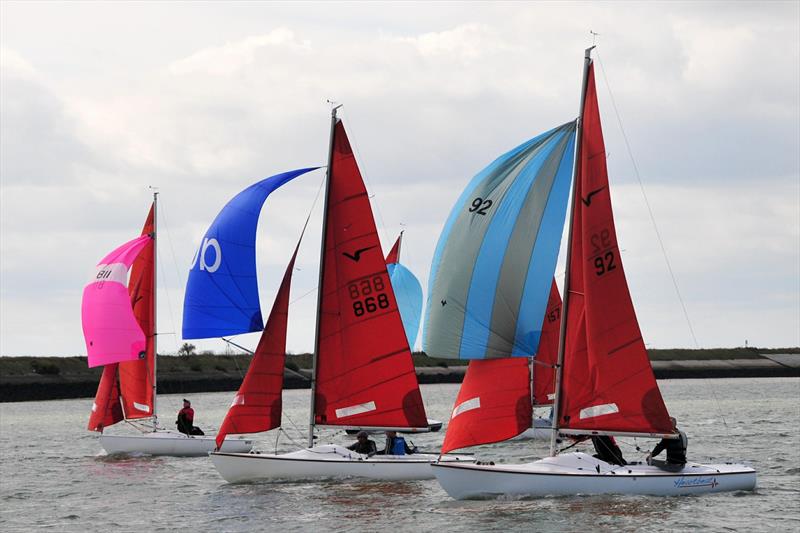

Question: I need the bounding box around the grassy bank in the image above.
[1,347,797,379]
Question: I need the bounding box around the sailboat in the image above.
[209,108,472,483]
[83,194,254,456]
[428,48,756,498]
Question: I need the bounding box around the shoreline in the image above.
[1,356,798,403]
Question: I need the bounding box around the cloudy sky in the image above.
[1,1,798,358]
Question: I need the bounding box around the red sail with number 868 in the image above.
[313,120,428,430]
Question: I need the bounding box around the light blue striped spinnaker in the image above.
[422,121,576,359]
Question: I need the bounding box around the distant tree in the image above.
[178,343,196,356]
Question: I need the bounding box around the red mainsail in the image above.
[119,205,156,420]
[558,64,672,436]
[215,245,299,449]
[441,279,561,453]
[313,120,428,429]
[88,363,124,431]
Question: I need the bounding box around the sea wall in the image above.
[1,356,797,403]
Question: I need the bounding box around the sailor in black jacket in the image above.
[647,417,688,467]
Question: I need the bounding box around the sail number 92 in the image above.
[348,277,390,317]
[468,197,493,215]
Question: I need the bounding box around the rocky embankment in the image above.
[1,350,797,403]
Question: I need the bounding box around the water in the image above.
[1,378,798,532]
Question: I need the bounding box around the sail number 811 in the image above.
[348,277,390,317]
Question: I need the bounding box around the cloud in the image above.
[1,3,798,357]
[168,28,312,77]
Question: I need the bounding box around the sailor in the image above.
[347,431,378,456]
[176,399,204,436]
[647,417,687,468]
[380,430,416,456]
[591,435,627,466]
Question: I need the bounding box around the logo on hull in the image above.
[674,476,719,489]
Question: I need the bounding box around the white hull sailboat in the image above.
[425,48,756,498]
[432,453,756,499]
[100,431,253,457]
[83,194,253,457]
[193,109,472,482]
[211,445,470,483]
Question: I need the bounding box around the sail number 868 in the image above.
[348,277,390,317]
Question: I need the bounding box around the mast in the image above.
[308,104,341,447]
[548,46,594,457]
[528,356,535,416]
[152,190,159,429]
[397,230,404,262]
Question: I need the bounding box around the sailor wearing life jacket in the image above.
[381,430,416,455]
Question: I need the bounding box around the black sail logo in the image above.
[582,187,605,206]
[342,246,376,262]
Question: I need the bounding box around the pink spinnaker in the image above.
[82,234,152,368]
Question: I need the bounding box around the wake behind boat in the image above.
[427,48,755,498]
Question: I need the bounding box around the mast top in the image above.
[327,100,343,118]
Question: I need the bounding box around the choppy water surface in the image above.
[1,378,798,532]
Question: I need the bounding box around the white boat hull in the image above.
[432,452,756,499]
[210,444,474,483]
[100,430,254,457]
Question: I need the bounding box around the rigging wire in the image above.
[595,50,729,430]
[595,51,700,349]
[287,172,327,308]
[156,241,180,355]
[337,107,392,249]
[155,196,184,354]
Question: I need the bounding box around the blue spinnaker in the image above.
[387,262,423,349]
[423,122,576,359]
[182,167,318,339]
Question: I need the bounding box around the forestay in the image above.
[424,123,576,359]
[558,63,672,436]
[182,168,317,339]
[313,120,428,430]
